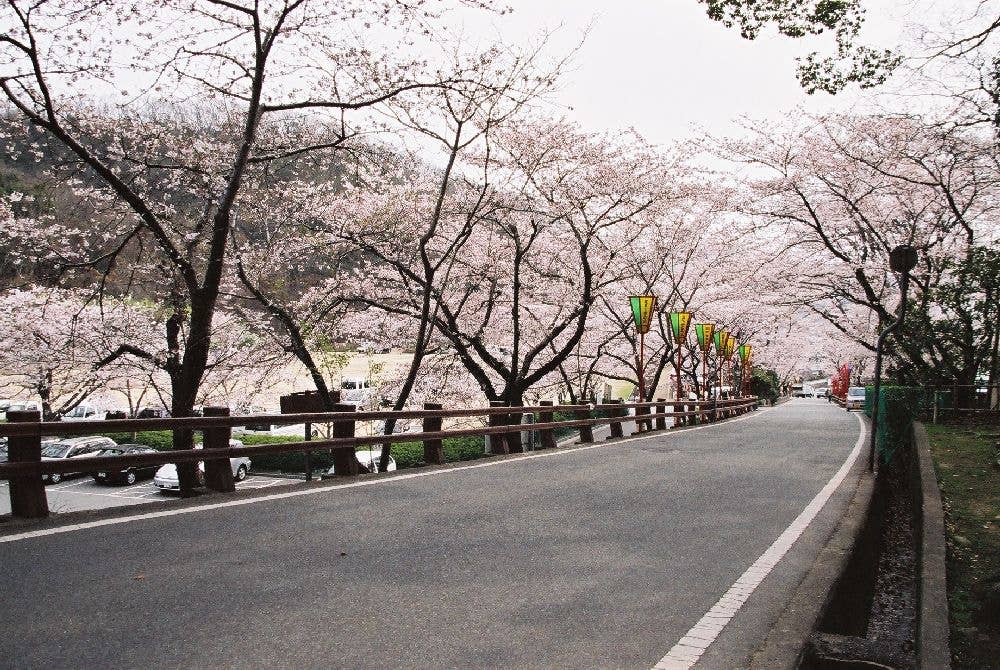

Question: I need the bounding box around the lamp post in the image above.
[629,295,657,403]
[726,333,737,396]
[670,311,693,426]
[714,329,728,397]
[694,323,716,400]
[738,344,753,396]
[868,245,919,471]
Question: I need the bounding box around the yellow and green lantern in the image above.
[629,295,657,335]
[714,329,728,354]
[669,311,692,344]
[694,323,715,353]
[738,344,752,364]
[724,336,736,359]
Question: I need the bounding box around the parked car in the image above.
[135,407,170,419]
[91,444,161,485]
[237,407,319,437]
[41,436,118,484]
[845,387,867,411]
[153,439,251,493]
[3,400,41,418]
[324,449,397,477]
[62,403,106,421]
[241,422,320,438]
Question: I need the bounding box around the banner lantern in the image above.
[629,296,657,335]
[669,311,692,343]
[694,323,715,353]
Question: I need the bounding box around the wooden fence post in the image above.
[655,398,667,431]
[507,406,524,454]
[202,406,235,493]
[575,402,594,443]
[6,410,48,519]
[538,400,556,450]
[422,402,444,465]
[608,399,624,439]
[488,401,509,455]
[330,403,359,476]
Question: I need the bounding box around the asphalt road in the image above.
[0,399,863,669]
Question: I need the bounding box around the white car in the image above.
[154,439,251,492]
[845,387,867,411]
[324,449,397,477]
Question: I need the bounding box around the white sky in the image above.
[444,0,959,146]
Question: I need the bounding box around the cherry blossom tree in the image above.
[0,0,513,493]
[0,287,140,418]
[717,112,1000,398]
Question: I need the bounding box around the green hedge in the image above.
[869,386,923,464]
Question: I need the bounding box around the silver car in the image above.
[154,439,251,492]
[41,436,118,484]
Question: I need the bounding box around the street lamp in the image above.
[738,344,753,396]
[724,335,736,397]
[694,323,716,400]
[670,311,693,424]
[868,245,919,470]
[714,329,729,396]
[629,295,657,403]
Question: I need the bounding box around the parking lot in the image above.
[0,474,298,516]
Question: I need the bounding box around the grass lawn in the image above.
[925,421,1000,669]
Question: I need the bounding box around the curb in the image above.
[748,464,874,669]
[913,422,951,669]
[749,421,952,669]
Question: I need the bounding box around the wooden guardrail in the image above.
[0,397,758,519]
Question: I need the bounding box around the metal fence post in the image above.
[202,406,236,493]
[575,402,594,443]
[422,402,444,464]
[330,403,359,476]
[538,400,556,449]
[6,410,48,519]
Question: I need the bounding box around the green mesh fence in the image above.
[869,386,923,464]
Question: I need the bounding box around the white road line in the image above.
[46,480,90,491]
[0,408,769,545]
[652,412,866,670]
[46,489,152,502]
[116,482,156,494]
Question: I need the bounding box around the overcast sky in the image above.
[444,0,954,145]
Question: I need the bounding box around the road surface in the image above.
[0,398,864,669]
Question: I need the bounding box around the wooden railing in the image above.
[0,396,758,519]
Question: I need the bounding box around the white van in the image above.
[340,378,372,404]
[62,403,106,421]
